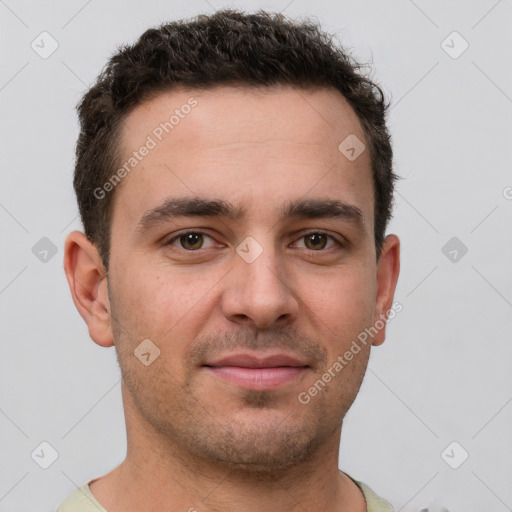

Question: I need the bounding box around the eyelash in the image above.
[165,230,344,252]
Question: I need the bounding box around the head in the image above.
[64,10,400,476]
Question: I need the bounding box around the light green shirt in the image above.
[57,474,394,511]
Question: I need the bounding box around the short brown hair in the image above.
[73,9,398,270]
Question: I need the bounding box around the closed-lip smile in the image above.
[203,352,310,390]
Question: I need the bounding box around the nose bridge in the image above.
[241,237,284,293]
[221,233,298,328]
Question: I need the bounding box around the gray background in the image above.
[1,0,511,511]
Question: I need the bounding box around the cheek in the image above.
[112,263,220,364]
[306,271,374,410]
[304,265,375,339]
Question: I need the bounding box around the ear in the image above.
[372,234,400,346]
[63,230,114,348]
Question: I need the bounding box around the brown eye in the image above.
[303,233,328,250]
[179,232,204,250]
[167,231,217,251]
[291,232,342,252]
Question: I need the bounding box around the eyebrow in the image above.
[135,196,365,232]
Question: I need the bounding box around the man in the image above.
[59,9,400,512]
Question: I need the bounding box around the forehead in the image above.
[112,85,374,231]
[120,84,366,151]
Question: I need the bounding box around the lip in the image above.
[204,352,309,368]
[202,352,310,390]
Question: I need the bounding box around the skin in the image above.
[64,85,400,512]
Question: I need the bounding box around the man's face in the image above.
[103,85,391,474]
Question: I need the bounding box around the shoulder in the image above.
[57,479,108,512]
[344,472,394,512]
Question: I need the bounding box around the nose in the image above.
[220,240,299,330]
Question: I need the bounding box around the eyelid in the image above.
[165,229,221,249]
[289,229,348,252]
[165,229,345,252]
[290,231,344,250]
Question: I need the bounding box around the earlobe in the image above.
[63,231,115,348]
[372,234,400,347]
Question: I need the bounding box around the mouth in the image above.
[202,352,310,390]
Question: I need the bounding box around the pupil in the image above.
[183,233,202,249]
[307,233,326,249]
